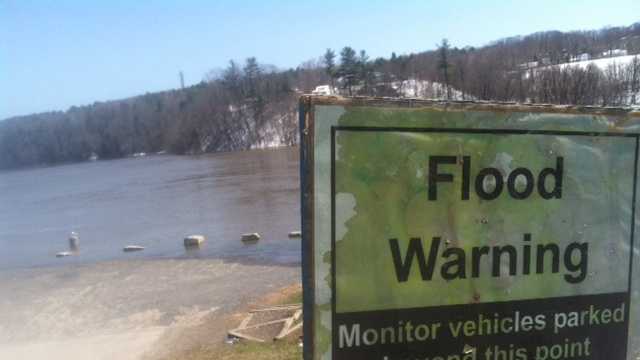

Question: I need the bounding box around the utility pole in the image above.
[179,71,185,89]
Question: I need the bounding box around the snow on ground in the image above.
[251,112,297,149]
[553,55,638,71]
[392,79,471,100]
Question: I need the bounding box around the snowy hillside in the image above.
[250,111,298,149]
[556,54,639,70]
[392,79,470,100]
[521,54,639,106]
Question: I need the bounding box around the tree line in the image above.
[0,59,301,169]
[317,24,640,105]
[1,22,639,169]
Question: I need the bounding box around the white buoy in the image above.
[241,233,260,242]
[123,245,145,252]
[184,235,205,247]
[56,251,72,258]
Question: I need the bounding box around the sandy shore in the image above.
[0,258,300,360]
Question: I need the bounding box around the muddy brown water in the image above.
[0,147,301,269]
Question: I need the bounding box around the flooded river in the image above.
[0,148,301,269]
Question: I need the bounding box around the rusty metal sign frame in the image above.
[299,95,640,360]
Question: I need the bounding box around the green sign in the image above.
[300,96,640,360]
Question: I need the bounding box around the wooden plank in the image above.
[241,317,289,330]
[228,329,265,343]
[275,310,303,340]
[275,315,296,340]
[237,313,253,329]
[250,304,302,312]
[275,322,303,340]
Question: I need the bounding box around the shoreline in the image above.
[0,257,301,360]
[0,145,298,174]
[0,252,301,274]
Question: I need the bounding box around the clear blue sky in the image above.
[1,0,638,120]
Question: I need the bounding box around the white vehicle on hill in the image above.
[311,85,333,95]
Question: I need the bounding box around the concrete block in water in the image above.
[123,245,145,252]
[241,233,260,242]
[184,235,205,247]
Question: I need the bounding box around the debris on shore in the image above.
[225,335,240,345]
[241,233,261,243]
[184,234,205,247]
[228,303,302,343]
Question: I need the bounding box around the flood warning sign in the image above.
[300,97,640,360]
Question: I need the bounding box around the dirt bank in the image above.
[149,284,303,360]
[0,258,300,360]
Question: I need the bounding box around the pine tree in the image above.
[243,57,261,97]
[323,49,336,91]
[358,50,374,95]
[438,39,452,100]
[339,46,358,95]
[222,60,242,99]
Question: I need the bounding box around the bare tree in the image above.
[437,39,452,100]
[631,56,640,105]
